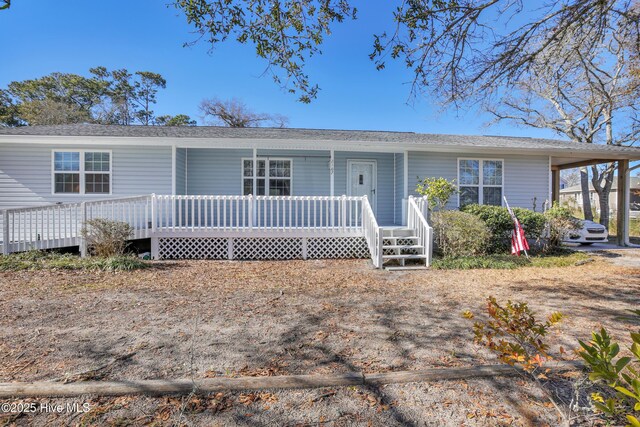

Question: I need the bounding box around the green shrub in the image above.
[431,210,490,257]
[578,310,640,426]
[461,204,546,253]
[465,296,563,372]
[81,218,133,257]
[464,298,568,422]
[415,176,458,211]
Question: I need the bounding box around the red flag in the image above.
[504,197,529,257]
[511,218,530,256]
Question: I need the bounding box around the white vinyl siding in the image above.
[0,143,172,209]
[409,152,549,211]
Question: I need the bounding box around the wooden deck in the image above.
[1,195,432,268]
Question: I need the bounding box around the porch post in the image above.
[551,168,560,206]
[402,151,409,226]
[330,149,335,226]
[617,159,630,246]
[329,149,335,197]
[171,145,177,195]
[253,148,258,225]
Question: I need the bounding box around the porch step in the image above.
[383,244,424,250]
[382,228,415,237]
[382,254,428,260]
[385,266,430,271]
[383,236,419,241]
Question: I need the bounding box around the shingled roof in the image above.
[1,124,639,156]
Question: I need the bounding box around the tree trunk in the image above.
[591,165,615,228]
[580,167,593,221]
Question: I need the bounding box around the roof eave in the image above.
[0,134,639,160]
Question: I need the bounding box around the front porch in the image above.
[0,194,433,269]
[174,147,408,227]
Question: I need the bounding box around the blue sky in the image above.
[0,1,560,138]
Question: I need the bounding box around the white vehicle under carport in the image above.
[563,219,609,245]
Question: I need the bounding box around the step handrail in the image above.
[361,195,383,268]
[407,196,433,267]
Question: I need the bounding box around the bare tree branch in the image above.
[199,97,289,128]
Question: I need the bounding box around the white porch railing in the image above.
[152,195,365,234]
[362,195,383,268]
[1,195,383,264]
[1,195,153,255]
[407,195,433,267]
[0,194,429,268]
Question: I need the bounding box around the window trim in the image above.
[457,158,504,207]
[51,149,113,196]
[241,157,293,196]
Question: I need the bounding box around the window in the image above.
[242,158,291,196]
[53,151,111,194]
[54,152,80,193]
[458,159,503,207]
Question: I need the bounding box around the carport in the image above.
[550,150,640,246]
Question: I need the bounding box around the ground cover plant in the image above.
[431,251,590,270]
[0,250,148,271]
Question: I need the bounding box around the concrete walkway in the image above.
[566,242,640,268]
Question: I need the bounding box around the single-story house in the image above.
[560,177,640,218]
[1,124,638,269]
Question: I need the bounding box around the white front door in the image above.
[348,160,376,212]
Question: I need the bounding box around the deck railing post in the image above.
[2,210,9,255]
[151,193,157,234]
[361,195,367,232]
[248,195,254,230]
[79,202,88,258]
[341,195,347,230]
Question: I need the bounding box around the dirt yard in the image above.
[1,253,639,426]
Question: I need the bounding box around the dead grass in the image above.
[0,255,638,426]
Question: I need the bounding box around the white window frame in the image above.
[51,149,113,195]
[457,158,504,207]
[241,157,293,196]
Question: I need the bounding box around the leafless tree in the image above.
[561,169,582,188]
[199,97,288,128]
[488,25,640,226]
[372,1,640,104]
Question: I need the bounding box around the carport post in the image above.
[617,159,630,246]
[551,168,560,205]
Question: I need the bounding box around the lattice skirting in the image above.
[156,236,369,260]
[306,237,369,259]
